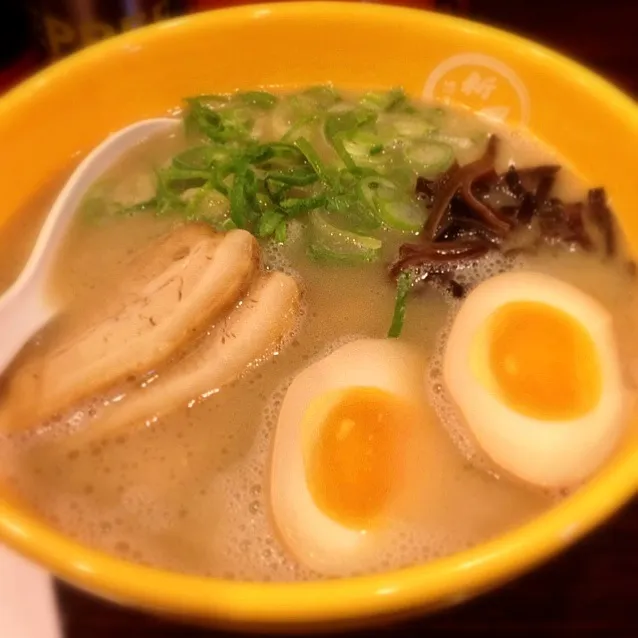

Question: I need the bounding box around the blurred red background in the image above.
[0,1,465,93]
[2,1,636,96]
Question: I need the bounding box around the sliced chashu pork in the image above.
[0,226,259,431]
[64,271,300,447]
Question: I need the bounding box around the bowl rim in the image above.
[1,1,638,628]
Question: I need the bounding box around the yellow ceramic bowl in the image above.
[1,2,638,631]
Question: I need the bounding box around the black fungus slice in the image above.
[392,135,620,282]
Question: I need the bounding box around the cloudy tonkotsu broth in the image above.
[0,87,635,581]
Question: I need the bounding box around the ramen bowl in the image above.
[0,2,637,631]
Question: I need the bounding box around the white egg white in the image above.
[269,338,430,575]
[443,271,628,488]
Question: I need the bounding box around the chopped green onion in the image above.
[258,210,285,237]
[229,164,256,229]
[266,167,318,187]
[326,191,381,232]
[382,113,437,139]
[359,176,424,231]
[405,141,454,177]
[294,137,336,187]
[91,88,473,273]
[246,142,304,168]
[307,210,382,263]
[341,130,386,167]
[274,220,288,243]
[264,178,287,203]
[153,166,213,198]
[279,194,327,217]
[256,193,271,211]
[284,86,343,119]
[243,167,258,212]
[324,110,377,170]
[235,91,278,110]
[388,271,416,338]
[359,88,407,112]
[184,98,254,143]
[184,187,230,226]
[280,115,318,143]
[154,169,187,215]
[299,85,342,109]
[172,145,232,170]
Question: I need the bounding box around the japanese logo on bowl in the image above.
[423,53,530,126]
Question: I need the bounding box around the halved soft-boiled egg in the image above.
[444,271,628,488]
[270,339,432,574]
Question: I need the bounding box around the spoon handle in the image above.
[0,117,179,377]
[0,285,53,374]
[0,545,61,638]
[19,118,180,288]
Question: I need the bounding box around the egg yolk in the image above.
[487,301,602,420]
[305,387,411,530]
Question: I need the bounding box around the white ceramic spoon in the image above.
[0,545,61,638]
[0,117,180,376]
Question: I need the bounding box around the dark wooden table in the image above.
[47,1,638,635]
